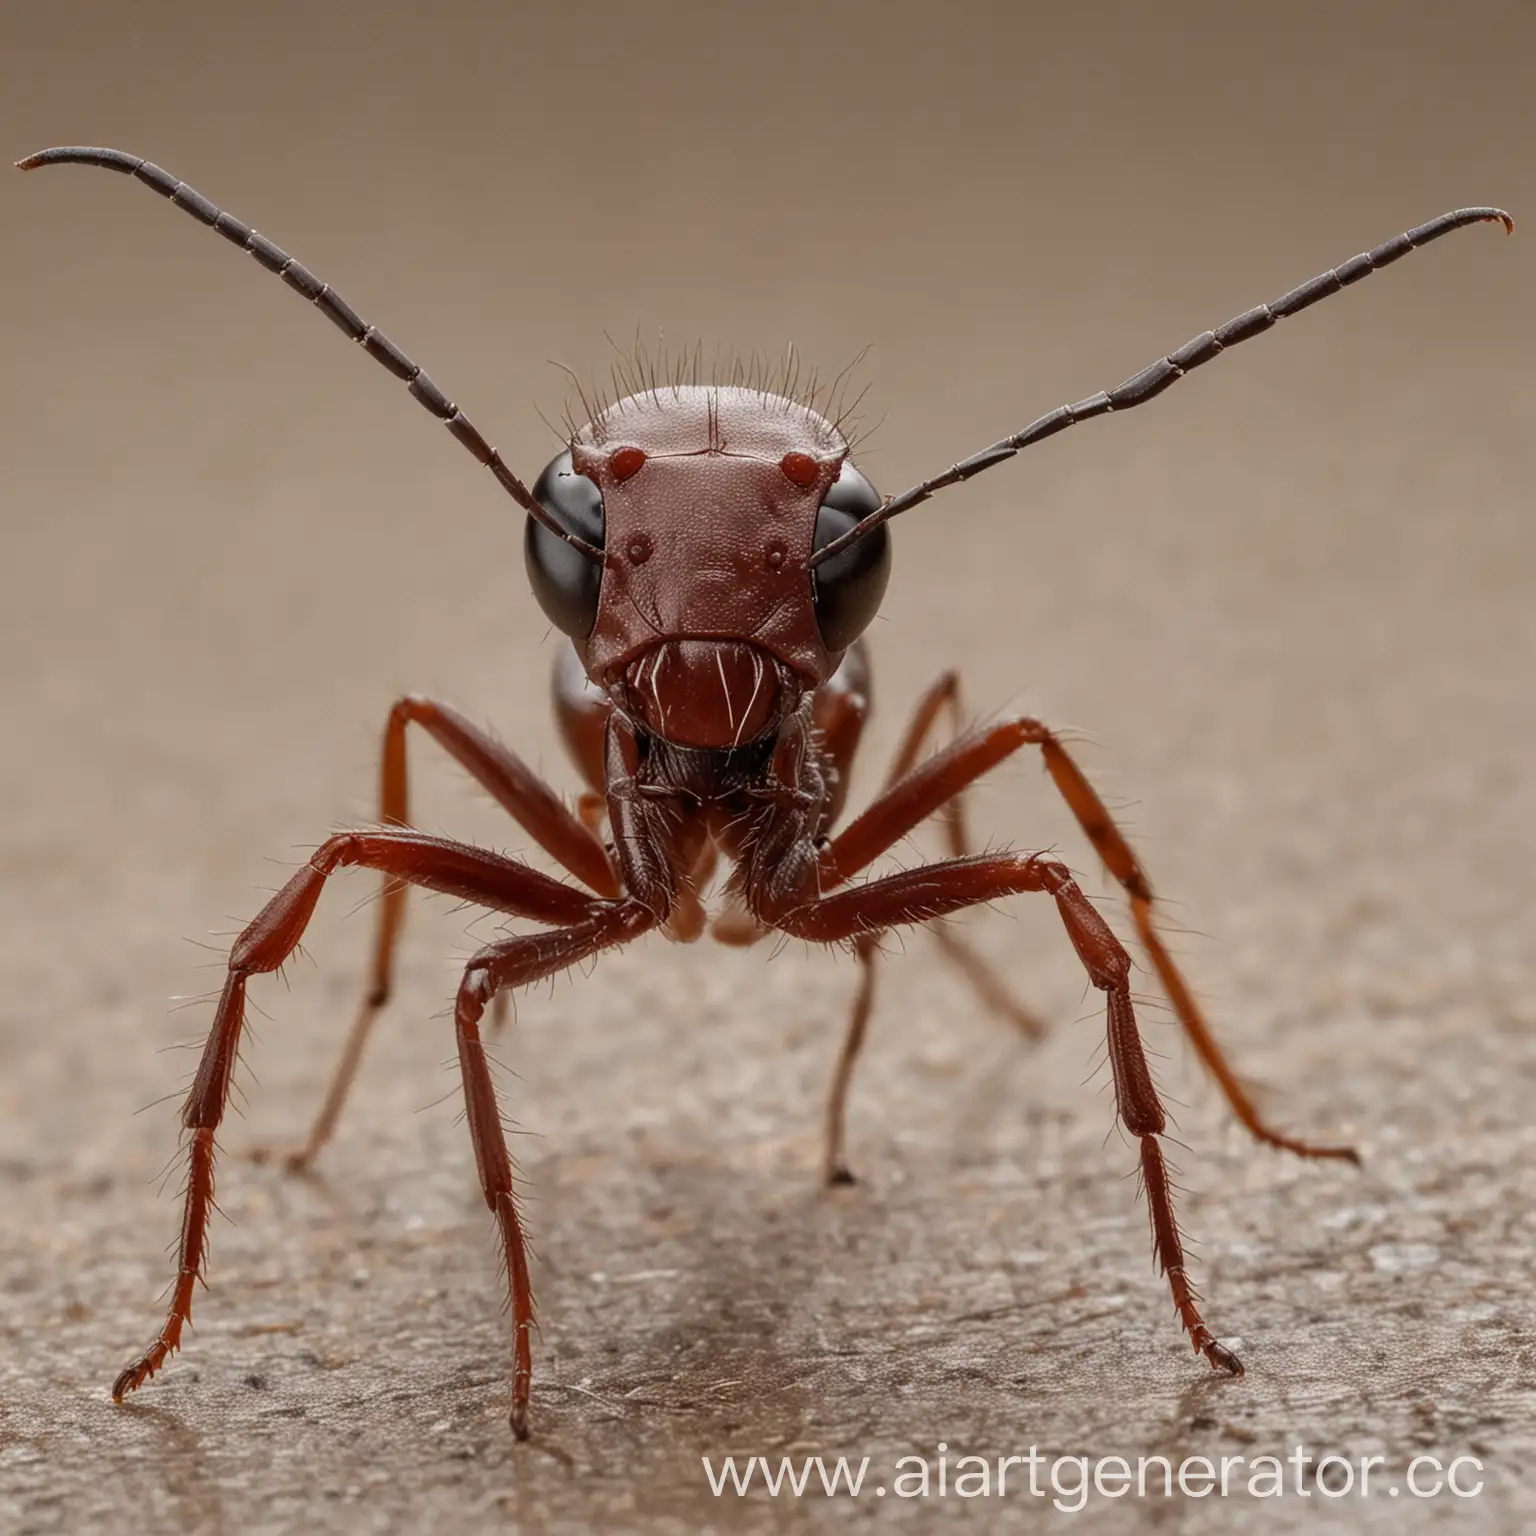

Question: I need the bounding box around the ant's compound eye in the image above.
[811,461,891,653]
[525,449,605,638]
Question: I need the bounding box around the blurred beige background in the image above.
[1,1,1532,1531]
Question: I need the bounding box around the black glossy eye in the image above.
[811,461,891,653]
[524,449,605,638]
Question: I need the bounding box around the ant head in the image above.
[524,385,890,748]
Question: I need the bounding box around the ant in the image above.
[17,145,1511,1438]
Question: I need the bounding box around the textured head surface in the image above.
[571,387,849,687]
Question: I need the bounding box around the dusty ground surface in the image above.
[1,3,1533,1532]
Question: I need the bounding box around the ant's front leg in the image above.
[763,854,1243,1376]
[450,899,656,1437]
[256,698,617,1171]
[114,829,604,1406]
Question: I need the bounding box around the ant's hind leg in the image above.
[254,696,616,1172]
[821,714,1357,1163]
[992,718,1357,1161]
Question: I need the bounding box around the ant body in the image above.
[18,145,1511,1436]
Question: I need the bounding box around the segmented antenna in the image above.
[16,145,601,561]
[811,205,1514,566]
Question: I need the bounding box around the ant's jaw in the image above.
[621,639,787,750]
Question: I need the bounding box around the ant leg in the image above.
[790,654,885,1185]
[452,900,655,1438]
[488,792,602,1043]
[492,791,610,1040]
[882,671,1046,1039]
[114,829,604,1405]
[814,668,1040,1187]
[823,934,879,1186]
[258,697,618,1171]
[1023,721,1358,1161]
[883,668,972,849]
[927,924,1044,1036]
[769,853,1243,1376]
[821,717,1357,1162]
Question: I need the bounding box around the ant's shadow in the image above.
[523,1137,977,1461]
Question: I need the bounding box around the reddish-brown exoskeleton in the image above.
[19,146,1511,1438]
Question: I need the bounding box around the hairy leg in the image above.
[257,696,616,1170]
[771,852,1243,1374]
[823,934,879,1186]
[821,715,1356,1162]
[878,670,1046,1038]
[451,900,655,1436]
[819,671,1043,1185]
[114,829,602,1402]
